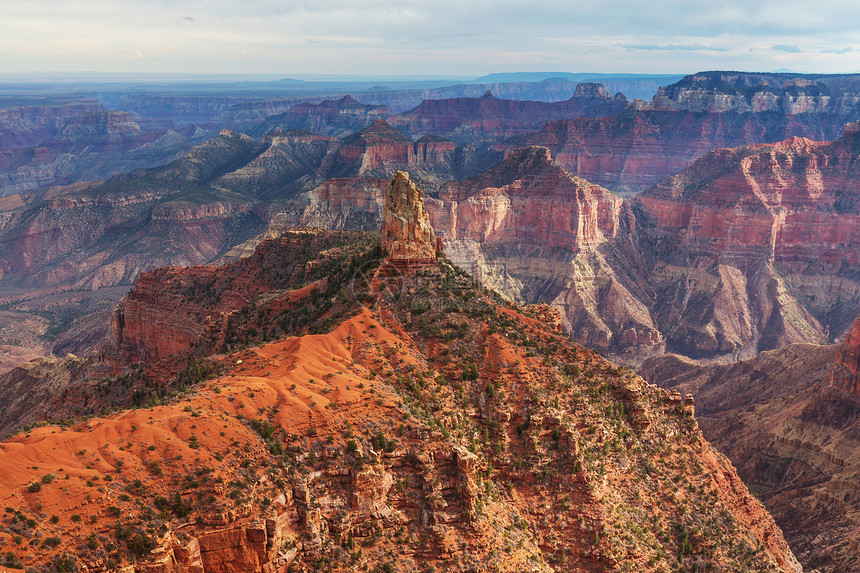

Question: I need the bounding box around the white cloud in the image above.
[1,0,860,74]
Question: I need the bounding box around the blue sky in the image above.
[2,0,859,76]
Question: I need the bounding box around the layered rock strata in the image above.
[390,87,628,143]
[425,145,661,359]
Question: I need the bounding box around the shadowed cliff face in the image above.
[0,227,801,573]
[641,330,860,573]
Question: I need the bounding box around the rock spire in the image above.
[381,171,437,263]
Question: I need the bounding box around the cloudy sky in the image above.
[2,0,859,77]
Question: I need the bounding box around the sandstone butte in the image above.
[0,174,802,573]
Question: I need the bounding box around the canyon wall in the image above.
[634,130,860,358]
[828,315,860,395]
[503,107,858,196]
[390,87,628,143]
[641,335,860,573]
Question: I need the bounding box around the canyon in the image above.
[282,128,860,365]
[2,70,860,570]
[0,98,212,200]
[6,105,860,373]
[0,119,473,373]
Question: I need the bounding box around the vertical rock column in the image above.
[381,171,437,263]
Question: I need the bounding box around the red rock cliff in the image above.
[425,146,659,358]
[503,108,857,195]
[391,88,627,142]
[828,315,860,395]
[636,133,860,264]
[432,146,625,249]
[338,119,454,174]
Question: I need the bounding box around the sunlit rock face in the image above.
[381,170,437,262]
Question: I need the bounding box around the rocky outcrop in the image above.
[338,119,455,175]
[339,119,414,170]
[381,171,437,262]
[102,231,374,371]
[649,71,860,116]
[828,315,860,395]
[107,267,225,366]
[391,88,628,143]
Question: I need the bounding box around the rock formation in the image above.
[828,315,860,395]
[648,71,860,116]
[0,122,476,368]
[502,104,860,196]
[633,129,860,358]
[425,146,660,359]
[390,88,628,143]
[250,95,390,138]
[338,119,456,175]
[223,126,860,364]
[381,171,437,263]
